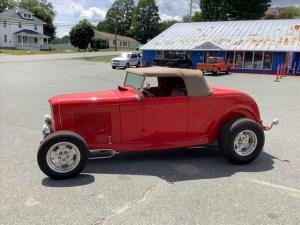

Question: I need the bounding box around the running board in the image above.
[89,149,118,159]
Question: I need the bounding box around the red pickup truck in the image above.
[197,57,231,75]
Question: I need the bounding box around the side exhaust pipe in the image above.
[89,149,118,159]
[264,119,279,131]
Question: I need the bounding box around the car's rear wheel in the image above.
[37,131,88,179]
[219,118,264,164]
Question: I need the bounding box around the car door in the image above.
[141,96,188,143]
[130,54,138,66]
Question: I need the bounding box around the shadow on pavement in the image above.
[42,174,95,187]
[83,147,276,183]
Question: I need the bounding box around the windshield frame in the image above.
[124,72,145,92]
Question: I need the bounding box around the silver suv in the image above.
[111,52,141,69]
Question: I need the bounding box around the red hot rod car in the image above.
[38,67,278,179]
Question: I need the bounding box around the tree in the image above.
[200,0,230,21]
[131,0,160,43]
[18,0,56,39]
[69,19,95,50]
[101,0,135,36]
[227,0,271,20]
[278,7,300,19]
[191,11,203,22]
[0,0,17,13]
[200,0,271,21]
[159,20,178,33]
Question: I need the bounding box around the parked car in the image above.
[152,53,192,68]
[38,67,278,179]
[197,57,231,75]
[111,52,141,69]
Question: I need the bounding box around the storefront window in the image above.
[253,52,263,69]
[156,51,164,59]
[263,52,273,70]
[225,52,234,64]
[234,51,244,68]
[244,52,253,69]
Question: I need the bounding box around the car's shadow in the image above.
[42,147,277,187]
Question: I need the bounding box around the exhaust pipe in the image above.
[89,149,118,159]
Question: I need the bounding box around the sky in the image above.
[49,0,300,37]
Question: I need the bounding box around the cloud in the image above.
[70,3,106,23]
[160,13,181,21]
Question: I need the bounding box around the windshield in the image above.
[120,53,130,58]
[124,72,145,90]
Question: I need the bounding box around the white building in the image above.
[0,8,49,49]
[94,31,140,49]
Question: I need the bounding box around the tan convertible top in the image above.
[127,67,212,97]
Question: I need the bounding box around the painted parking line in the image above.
[247,179,300,194]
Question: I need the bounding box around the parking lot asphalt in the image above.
[0,59,299,225]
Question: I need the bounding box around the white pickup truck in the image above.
[111,52,141,69]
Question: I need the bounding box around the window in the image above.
[4,21,6,28]
[34,24,37,30]
[34,37,37,44]
[28,14,32,18]
[244,51,253,69]
[18,22,22,28]
[225,51,234,64]
[123,42,127,46]
[253,52,263,69]
[263,52,273,70]
[234,51,244,68]
[119,41,122,46]
[4,35,7,42]
[18,36,22,43]
[156,51,164,59]
[113,40,116,45]
[24,14,27,18]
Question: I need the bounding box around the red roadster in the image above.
[38,67,278,179]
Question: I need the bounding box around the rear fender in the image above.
[209,108,259,141]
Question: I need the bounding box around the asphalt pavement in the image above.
[0,59,299,225]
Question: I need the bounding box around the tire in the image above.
[112,66,116,69]
[125,62,130,69]
[37,131,88,179]
[218,118,265,164]
[216,68,220,75]
[136,61,140,68]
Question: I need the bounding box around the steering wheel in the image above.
[142,89,156,98]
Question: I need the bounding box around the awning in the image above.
[13,29,49,38]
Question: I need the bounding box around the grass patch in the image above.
[81,57,113,63]
[0,48,78,55]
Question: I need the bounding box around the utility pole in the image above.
[189,0,193,20]
[114,2,118,51]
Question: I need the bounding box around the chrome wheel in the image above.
[233,130,258,156]
[46,142,81,173]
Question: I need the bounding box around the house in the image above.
[141,19,300,75]
[0,7,49,49]
[94,31,140,49]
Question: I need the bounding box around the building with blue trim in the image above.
[141,19,300,75]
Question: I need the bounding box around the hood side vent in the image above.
[73,112,112,138]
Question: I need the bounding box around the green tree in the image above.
[0,0,17,13]
[200,0,271,21]
[227,0,271,20]
[103,0,135,36]
[131,0,160,43]
[69,19,94,50]
[200,0,230,21]
[278,7,300,19]
[159,20,178,33]
[18,0,56,39]
[191,11,203,22]
[96,20,110,32]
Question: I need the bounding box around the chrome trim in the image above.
[264,119,279,131]
[89,149,118,159]
[42,114,54,138]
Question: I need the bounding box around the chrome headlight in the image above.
[42,114,53,138]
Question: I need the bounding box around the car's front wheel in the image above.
[37,131,88,179]
[219,118,265,164]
